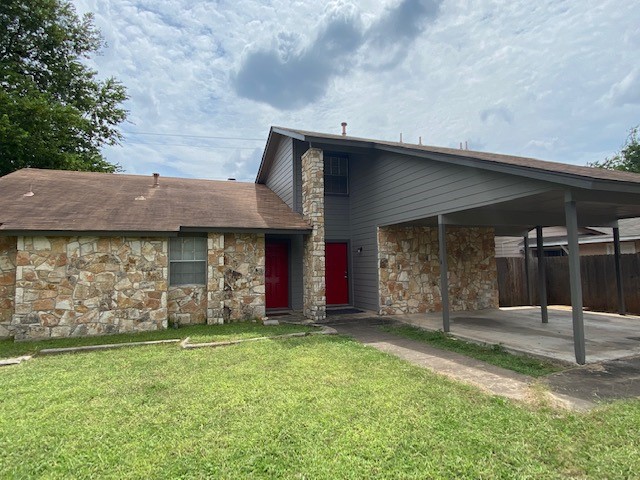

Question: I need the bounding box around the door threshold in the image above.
[326,306,364,315]
[266,309,293,317]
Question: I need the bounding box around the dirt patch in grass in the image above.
[0,323,315,359]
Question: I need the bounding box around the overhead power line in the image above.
[126,131,264,141]
[123,140,261,150]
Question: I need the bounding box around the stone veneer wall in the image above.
[222,233,266,322]
[207,232,225,324]
[301,148,326,321]
[168,285,207,326]
[1,232,268,339]
[378,226,498,315]
[12,236,168,339]
[0,237,17,338]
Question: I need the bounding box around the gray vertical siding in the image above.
[325,195,351,240]
[264,137,294,209]
[348,152,379,311]
[347,150,553,312]
[293,139,305,213]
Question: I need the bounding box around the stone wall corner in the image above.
[301,148,326,321]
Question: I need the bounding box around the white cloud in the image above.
[73,0,640,180]
[603,68,640,107]
[524,137,560,153]
[480,105,514,125]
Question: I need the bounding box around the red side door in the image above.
[265,241,289,309]
[326,242,349,305]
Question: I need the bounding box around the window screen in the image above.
[169,237,207,285]
[324,154,348,195]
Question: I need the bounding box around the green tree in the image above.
[0,0,128,176]
[589,126,640,174]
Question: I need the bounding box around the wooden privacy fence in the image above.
[497,254,640,314]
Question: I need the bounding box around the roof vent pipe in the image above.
[23,183,34,197]
[341,122,347,136]
[153,173,160,187]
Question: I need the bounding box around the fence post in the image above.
[524,235,531,305]
[613,226,626,315]
[536,226,548,323]
[438,215,450,332]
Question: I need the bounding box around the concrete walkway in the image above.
[326,317,595,411]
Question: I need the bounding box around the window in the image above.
[169,237,207,285]
[324,154,348,195]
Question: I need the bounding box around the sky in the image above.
[74,0,640,182]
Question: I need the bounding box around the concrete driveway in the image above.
[390,306,640,364]
[546,355,640,403]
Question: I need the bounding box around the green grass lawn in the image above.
[1,332,639,478]
[381,324,564,377]
[0,323,315,358]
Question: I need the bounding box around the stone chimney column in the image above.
[301,148,326,321]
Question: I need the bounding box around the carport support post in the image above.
[438,215,450,332]
[535,226,548,323]
[565,195,586,365]
[524,235,531,305]
[613,225,626,315]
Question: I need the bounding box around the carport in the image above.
[380,146,640,365]
[394,306,640,364]
[438,182,640,365]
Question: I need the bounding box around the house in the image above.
[495,219,640,257]
[0,171,311,339]
[3,125,640,364]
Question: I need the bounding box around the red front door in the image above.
[326,242,349,305]
[265,241,289,309]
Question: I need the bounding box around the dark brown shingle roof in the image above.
[0,169,310,233]
[269,127,640,186]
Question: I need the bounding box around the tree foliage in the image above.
[589,126,640,174]
[0,0,128,176]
